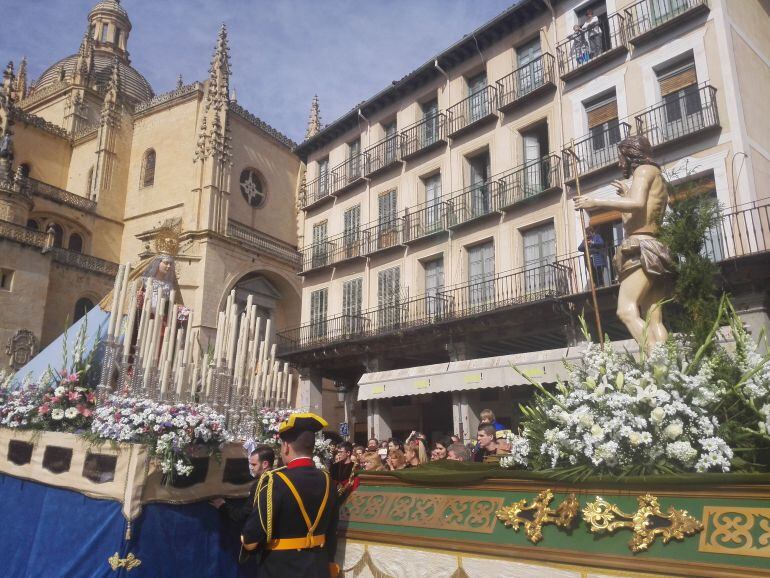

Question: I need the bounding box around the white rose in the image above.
[51,408,64,420]
[590,424,605,438]
[629,432,642,446]
[578,414,594,429]
[650,407,666,424]
[64,407,78,419]
[664,423,683,440]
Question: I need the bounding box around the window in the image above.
[468,242,495,309]
[115,27,122,47]
[0,269,13,291]
[378,189,398,248]
[239,168,266,208]
[311,221,328,268]
[468,151,491,217]
[585,93,621,168]
[318,157,329,195]
[424,258,445,317]
[310,289,328,339]
[523,222,556,294]
[342,278,363,333]
[49,223,64,248]
[377,267,401,330]
[349,138,362,179]
[421,98,439,145]
[383,121,397,164]
[141,149,156,188]
[68,233,83,253]
[516,37,543,95]
[343,205,361,257]
[100,23,109,42]
[73,298,94,322]
[423,173,442,232]
[657,60,701,131]
[521,122,550,195]
[468,72,489,122]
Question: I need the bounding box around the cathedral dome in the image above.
[89,0,129,20]
[32,53,154,105]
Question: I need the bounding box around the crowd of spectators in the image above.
[327,409,517,483]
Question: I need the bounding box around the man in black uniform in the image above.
[241,413,339,578]
[211,444,275,528]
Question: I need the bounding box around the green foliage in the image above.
[658,189,723,347]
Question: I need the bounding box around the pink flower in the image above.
[86,392,95,403]
[38,404,50,415]
[68,391,80,401]
[50,397,60,404]
[77,405,92,417]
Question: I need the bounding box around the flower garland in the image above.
[90,396,231,477]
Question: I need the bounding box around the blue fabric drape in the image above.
[0,474,251,578]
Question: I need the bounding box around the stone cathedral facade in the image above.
[0,0,303,370]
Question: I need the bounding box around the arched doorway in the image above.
[231,273,284,342]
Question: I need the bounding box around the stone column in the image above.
[297,367,323,415]
[448,341,477,443]
[367,399,392,441]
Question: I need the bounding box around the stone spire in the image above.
[195,24,232,162]
[1,62,15,107]
[13,57,27,101]
[305,94,322,139]
[100,57,121,125]
[205,24,230,112]
[74,32,95,86]
[176,74,184,90]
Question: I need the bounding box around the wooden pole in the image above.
[564,139,604,348]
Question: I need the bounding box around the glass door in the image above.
[523,223,556,295]
[468,72,488,123]
[424,258,445,318]
[516,38,543,97]
[468,242,495,310]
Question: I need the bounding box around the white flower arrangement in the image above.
[90,396,232,479]
[498,431,530,469]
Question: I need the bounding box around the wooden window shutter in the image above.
[659,64,697,96]
[586,99,618,128]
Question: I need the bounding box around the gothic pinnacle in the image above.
[305,94,322,139]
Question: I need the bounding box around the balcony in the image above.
[403,200,450,244]
[362,219,404,256]
[634,84,719,149]
[300,241,336,273]
[278,202,770,356]
[496,53,556,112]
[300,173,332,210]
[446,86,498,138]
[226,220,301,268]
[556,13,628,81]
[562,122,631,182]
[331,154,367,196]
[365,134,401,177]
[496,154,562,211]
[400,113,447,161]
[27,177,96,213]
[624,0,709,45]
[448,181,499,229]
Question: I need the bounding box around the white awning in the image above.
[356,340,640,401]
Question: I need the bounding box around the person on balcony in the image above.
[578,227,607,288]
[569,24,590,66]
[582,9,603,58]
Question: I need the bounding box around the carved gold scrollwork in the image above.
[107,552,142,572]
[583,494,703,553]
[495,489,579,544]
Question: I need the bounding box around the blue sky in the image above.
[0,0,515,142]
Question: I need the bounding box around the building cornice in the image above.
[228,101,297,150]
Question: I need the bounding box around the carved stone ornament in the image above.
[582,493,703,553]
[495,489,579,544]
[5,329,37,369]
[107,552,141,572]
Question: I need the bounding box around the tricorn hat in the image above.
[278,412,328,441]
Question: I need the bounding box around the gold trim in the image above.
[583,494,703,553]
[341,529,770,578]
[341,489,502,534]
[699,506,770,559]
[495,489,579,544]
[108,553,141,572]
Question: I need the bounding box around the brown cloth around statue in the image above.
[241,413,340,578]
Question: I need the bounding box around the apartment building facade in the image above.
[283,0,770,443]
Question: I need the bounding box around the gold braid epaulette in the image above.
[255,467,286,544]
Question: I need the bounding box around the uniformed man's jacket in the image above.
[242,457,338,578]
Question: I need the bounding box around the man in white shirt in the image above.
[582,9,603,58]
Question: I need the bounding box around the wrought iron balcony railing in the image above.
[400,113,447,160]
[331,154,367,195]
[556,13,628,80]
[279,201,770,355]
[624,0,709,44]
[365,134,401,177]
[496,154,562,211]
[634,83,719,148]
[497,53,556,112]
[299,229,369,273]
[362,218,404,255]
[447,85,498,137]
[448,181,499,228]
[563,122,631,181]
[300,240,336,272]
[300,173,332,209]
[403,200,450,243]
